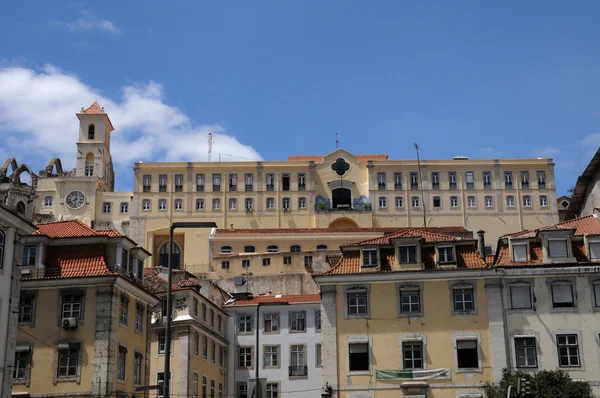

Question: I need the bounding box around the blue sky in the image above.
[0,1,598,195]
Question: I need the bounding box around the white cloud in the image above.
[581,133,600,147]
[0,64,262,178]
[533,146,560,158]
[66,18,121,34]
[477,147,500,157]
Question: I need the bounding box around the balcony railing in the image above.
[266,184,274,191]
[449,182,457,189]
[378,183,386,190]
[229,185,237,192]
[196,185,204,192]
[175,185,183,192]
[245,184,253,191]
[505,182,513,189]
[213,185,221,192]
[538,181,546,188]
[289,366,308,377]
[521,182,529,188]
[394,183,402,190]
[411,183,419,190]
[432,182,439,190]
[143,186,151,192]
[159,186,167,192]
[298,184,306,191]
[466,183,474,189]
[483,182,491,189]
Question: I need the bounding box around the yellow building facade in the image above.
[143,268,229,398]
[313,229,500,398]
[131,149,558,275]
[12,220,159,397]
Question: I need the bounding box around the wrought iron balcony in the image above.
[395,183,402,190]
[298,183,306,191]
[483,182,491,189]
[196,185,204,192]
[449,182,457,189]
[538,181,546,188]
[266,184,274,191]
[521,182,529,188]
[289,366,308,377]
[213,185,221,192]
[159,186,167,192]
[411,183,419,190]
[378,183,386,190]
[466,183,474,189]
[229,185,237,192]
[143,186,151,192]
[175,185,183,192]
[245,184,253,191]
[505,182,513,189]
[432,183,439,190]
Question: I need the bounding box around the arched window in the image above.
[220,246,232,254]
[0,231,4,269]
[267,245,278,253]
[88,124,95,140]
[159,242,181,269]
[290,245,301,253]
[317,245,328,251]
[16,202,25,215]
[244,246,256,253]
[85,153,94,177]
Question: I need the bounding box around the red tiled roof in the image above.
[216,226,469,235]
[343,229,472,247]
[501,215,600,239]
[228,294,320,307]
[36,244,114,278]
[83,101,104,114]
[34,219,103,238]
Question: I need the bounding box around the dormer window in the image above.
[548,239,568,258]
[362,249,378,267]
[512,243,528,262]
[589,241,600,260]
[438,245,455,264]
[399,245,417,264]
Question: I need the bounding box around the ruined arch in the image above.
[46,158,63,175]
[0,158,18,179]
[12,163,34,186]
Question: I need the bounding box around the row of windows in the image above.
[236,310,322,334]
[142,173,306,193]
[236,343,322,374]
[223,255,314,269]
[13,342,144,385]
[376,170,547,190]
[237,381,278,398]
[376,194,549,210]
[141,196,309,212]
[191,297,224,332]
[159,372,224,398]
[101,201,129,214]
[345,284,476,318]
[219,244,325,254]
[508,279,600,311]
[512,239,600,263]
[338,332,581,376]
[157,330,225,367]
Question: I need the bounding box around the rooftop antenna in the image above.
[336,132,339,149]
[414,143,427,229]
[207,132,213,162]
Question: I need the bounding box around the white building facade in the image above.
[225,294,322,398]
[493,215,600,395]
[0,205,36,398]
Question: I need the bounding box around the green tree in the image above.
[483,369,593,398]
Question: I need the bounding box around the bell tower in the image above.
[75,101,115,191]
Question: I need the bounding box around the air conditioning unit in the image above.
[62,318,78,329]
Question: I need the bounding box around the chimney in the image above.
[477,230,486,261]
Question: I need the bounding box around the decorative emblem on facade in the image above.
[331,158,350,176]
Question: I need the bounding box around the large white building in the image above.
[0,205,36,398]
[225,294,322,398]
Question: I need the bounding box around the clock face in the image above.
[65,191,85,209]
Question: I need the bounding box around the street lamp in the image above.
[164,222,217,398]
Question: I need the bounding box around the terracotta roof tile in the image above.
[495,241,591,268]
[501,215,600,239]
[343,229,471,247]
[216,226,469,235]
[33,219,103,238]
[83,101,104,114]
[30,244,114,279]
[228,294,320,307]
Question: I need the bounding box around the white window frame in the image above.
[345,286,369,318]
[467,196,476,208]
[229,198,237,210]
[263,345,279,368]
[196,198,205,211]
[484,196,493,208]
[44,196,53,208]
[450,196,459,208]
[362,248,378,267]
[266,197,275,210]
[508,281,533,310]
[378,196,387,209]
[142,199,151,211]
[450,282,477,315]
[411,196,420,208]
[298,197,306,209]
[158,199,167,211]
[395,196,404,208]
[399,244,418,264]
[511,242,528,262]
[522,195,531,208]
[438,245,455,264]
[514,336,538,368]
[174,199,183,211]
[548,238,569,258]
[212,198,220,210]
[103,202,112,214]
[540,195,548,207]
[506,196,515,208]
[397,283,423,317]
[453,332,483,373]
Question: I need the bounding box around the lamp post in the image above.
[164,222,217,398]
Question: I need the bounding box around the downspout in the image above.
[500,276,512,374]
